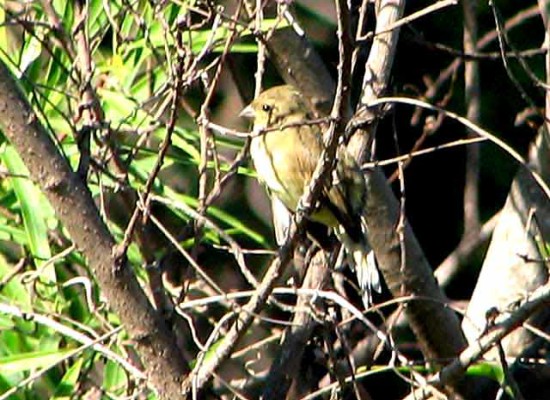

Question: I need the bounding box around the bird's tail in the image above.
[336,218,381,307]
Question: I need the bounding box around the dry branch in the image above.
[406,278,550,400]
[254,0,471,397]
[0,60,189,400]
[262,250,331,400]
[461,2,550,394]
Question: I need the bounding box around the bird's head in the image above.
[240,85,311,132]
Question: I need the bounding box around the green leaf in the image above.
[0,373,25,400]
[99,88,155,129]
[42,47,70,101]
[1,145,54,280]
[0,255,32,310]
[125,61,168,100]
[0,348,74,374]
[0,314,14,330]
[51,357,83,399]
[52,0,74,32]
[466,362,516,398]
[0,223,28,248]
[89,0,122,39]
[169,128,201,163]
[121,17,288,56]
[18,31,43,76]
[102,359,128,394]
[0,6,8,55]
[466,362,504,382]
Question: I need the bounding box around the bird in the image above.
[240,84,381,305]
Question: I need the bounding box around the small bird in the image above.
[240,85,381,305]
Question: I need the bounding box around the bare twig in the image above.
[116,29,186,261]
[489,2,540,109]
[150,194,257,288]
[411,37,547,60]
[462,0,481,234]
[540,0,550,134]
[495,341,525,400]
[413,4,540,123]
[349,2,470,398]
[358,0,458,42]
[181,0,355,392]
[363,136,487,169]
[406,281,550,399]
[368,96,550,200]
[261,250,330,400]
[0,258,27,288]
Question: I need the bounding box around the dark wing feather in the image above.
[323,150,366,243]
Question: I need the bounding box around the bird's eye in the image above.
[262,104,272,112]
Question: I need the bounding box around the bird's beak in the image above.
[239,104,255,119]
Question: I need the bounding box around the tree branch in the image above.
[406,279,550,399]
[350,1,471,396]
[261,250,331,400]
[0,60,189,399]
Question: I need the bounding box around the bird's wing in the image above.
[323,150,366,242]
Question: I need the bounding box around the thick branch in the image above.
[0,60,189,399]
[353,0,470,396]
[262,250,330,400]
[350,0,407,161]
[362,168,466,362]
[265,0,469,383]
[463,0,550,364]
[406,279,550,400]
[266,27,336,116]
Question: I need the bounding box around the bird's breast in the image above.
[251,131,312,210]
[250,135,286,195]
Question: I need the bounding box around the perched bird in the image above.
[240,84,381,305]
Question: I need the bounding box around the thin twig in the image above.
[367,96,550,200]
[0,302,144,381]
[359,0,458,42]
[363,136,487,169]
[412,5,540,125]
[405,281,550,399]
[0,258,27,288]
[150,194,258,288]
[182,0,355,391]
[462,0,481,234]
[262,249,330,400]
[115,31,186,260]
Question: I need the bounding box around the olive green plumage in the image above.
[241,85,381,304]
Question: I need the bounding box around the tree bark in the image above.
[0,60,189,399]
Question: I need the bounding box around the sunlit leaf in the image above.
[51,357,83,399]
[1,145,54,281]
[0,348,74,374]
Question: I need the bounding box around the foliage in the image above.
[0,0,548,399]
